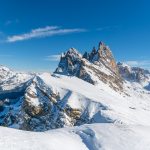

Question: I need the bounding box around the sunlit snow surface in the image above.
[0,124,150,150]
[40,73,150,126]
[0,71,150,150]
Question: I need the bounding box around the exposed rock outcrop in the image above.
[55,48,82,75]
[88,42,119,75]
[55,41,123,91]
[0,74,112,131]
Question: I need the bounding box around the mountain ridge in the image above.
[0,41,150,132]
[55,42,123,91]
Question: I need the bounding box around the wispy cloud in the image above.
[124,60,150,70]
[44,55,61,61]
[7,26,86,42]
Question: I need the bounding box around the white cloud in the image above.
[31,26,58,32]
[7,26,86,42]
[124,60,150,70]
[44,55,61,61]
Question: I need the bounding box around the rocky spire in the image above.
[82,51,89,60]
[55,48,82,75]
[97,41,119,75]
[89,46,97,61]
[54,41,123,91]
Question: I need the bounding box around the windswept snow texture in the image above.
[0,124,150,150]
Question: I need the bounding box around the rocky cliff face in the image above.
[55,48,82,75]
[88,42,119,75]
[55,42,123,91]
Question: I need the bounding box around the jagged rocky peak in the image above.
[55,41,123,91]
[61,47,82,60]
[67,47,81,55]
[56,41,119,75]
[55,48,82,75]
[88,41,119,75]
[98,42,118,72]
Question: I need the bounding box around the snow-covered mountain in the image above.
[0,42,150,149]
[118,62,150,84]
[55,42,123,91]
[0,65,33,99]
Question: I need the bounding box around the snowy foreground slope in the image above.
[0,72,150,150]
[1,123,150,150]
[0,42,150,149]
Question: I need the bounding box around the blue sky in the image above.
[0,0,150,72]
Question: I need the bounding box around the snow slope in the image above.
[0,123,150,150]
[0,71,150,149]
[0,65,33,100]
[40,73,150,126]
